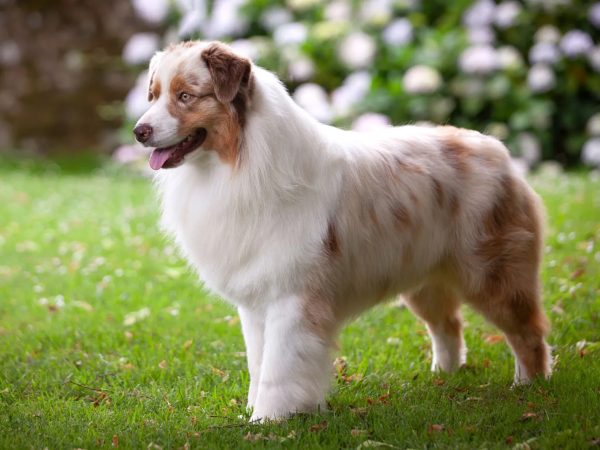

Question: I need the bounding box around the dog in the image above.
[133,40,551,421]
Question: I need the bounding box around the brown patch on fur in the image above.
[442,134,471,176]
[431,176,444,207]
[201,42,252,104]
[302,290,337,340]
[443,315,462,337]
[392,203,411,229]
[148,77,161,102]
[324,221,340,257]
[368,205,380,226]
[404,282,463,338]
[461,174,551,379]
[393,155,425,174]
[168,72,243,166]
[448,192,460,217]
[475,175,541,296]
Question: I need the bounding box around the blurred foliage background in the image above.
[1,0,599,169]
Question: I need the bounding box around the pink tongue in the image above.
[149,149,174,170]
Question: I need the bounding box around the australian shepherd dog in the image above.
[133,41,551,421]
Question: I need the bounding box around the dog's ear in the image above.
[147,51,164,101]
[201,42,251,104]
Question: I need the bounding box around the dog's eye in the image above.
[179,92,192,103]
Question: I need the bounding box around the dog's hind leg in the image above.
[465,280,551,384]
[404,282,466,373]
[462,181,551,384]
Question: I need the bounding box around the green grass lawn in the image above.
[1,161,599,449]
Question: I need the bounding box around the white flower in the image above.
[402,65,442,94]
[534,25,561,43]
[293,83,332,123]
[589,3,600,28]
[352,113,391,132]
[273,22,308,47]
[529,42,560,64]
[325,0,352,21]
[582,138,600,167]
[494,1,521,28]
[178,9,206,37]
[560,30,594,58]
[122,33,160,65]
[288,57,315,81]
[382,18,413,46]
[462,0,496,28]
[588,46,600,72]
[497,46,523,70]
[229,39,259,60]
[125,71,150,120]
[130,0,170,24]
[587,113,600,135]
[204,0,249,39]
[527,64,555,93]
[338,31,376,69]
[516,132,541,166]
[360,0,393,25]
[260,7,292,31]
[0,41,20,66]
[332,71,371,116]
[467,27,495,45]
[459,45,498,75]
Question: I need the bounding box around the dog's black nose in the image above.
[133,124,153,143]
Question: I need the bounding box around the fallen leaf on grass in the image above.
[158,360,167,369]
[309,420,328,432]
[433,378,445,386]
[356,440,398,448]
[244,432,296,442]
[211,367,230,382]
[123,307,150,326]
[244,432,263,442]
[570,267,585,279]
[112,434,119,447]
[341,373,364,383]
[350,407,368,416]
[427,424,444,434]
[484,334,505,344]
[520,412,538,421]
[183,339,193,350]
[351,429,368,437]
[506,436,513,445]
[72,300,94,311]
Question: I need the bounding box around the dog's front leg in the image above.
[238,306,265,411]
[250,297,333,422]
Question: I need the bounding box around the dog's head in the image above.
[134,41,253,170]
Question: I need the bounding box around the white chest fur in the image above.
[155,158,341,308]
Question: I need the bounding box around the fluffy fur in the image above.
[134,41,551,421]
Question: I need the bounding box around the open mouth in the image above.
[149,128,207,170]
